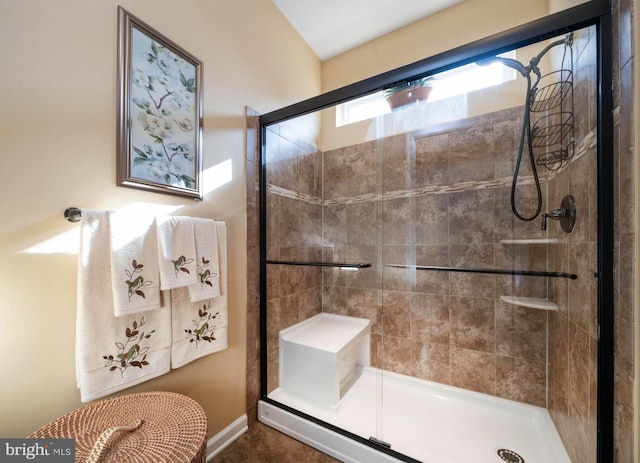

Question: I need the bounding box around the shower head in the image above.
[476,56,528,77]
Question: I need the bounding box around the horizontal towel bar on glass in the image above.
[387,264,577,280]
[267,260,372,269]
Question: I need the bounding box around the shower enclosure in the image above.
[257,3,613,462]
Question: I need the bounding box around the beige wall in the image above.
[0,0,320,438]
[321,0,550,93]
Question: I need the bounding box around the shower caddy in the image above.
[485,33,576,222]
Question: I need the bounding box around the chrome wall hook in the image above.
[541,195,576,233]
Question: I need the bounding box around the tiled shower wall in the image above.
[611,0,635,460]
[545,26,599,462]
[320,110,551,407]
[264,125,324,395]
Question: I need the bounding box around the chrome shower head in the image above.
[476,56,528,77]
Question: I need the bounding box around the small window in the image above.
[336,51,517,127]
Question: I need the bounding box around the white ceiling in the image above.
[272,0,463,61]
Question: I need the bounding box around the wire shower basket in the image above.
[529,47,575,170]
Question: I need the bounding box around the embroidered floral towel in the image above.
[157,216,198,290]
[188,218,221,302]
[76,210,171,403]
[171,221,228,368]
[108,211,161,317]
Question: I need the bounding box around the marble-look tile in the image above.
[447,123,496,184]
[410,292,450,345]
[412,341,451,384]
[298,287,322,321]
[279,196,301,247]
[448,189,495,245]
[568,242,591,332]
[322,147,350,201]
[322,204,346,246]
[299,203,322,246]
[347,201,379,246]
[414,132,450,187]
[322,285,348,315]
[382,198,411,245]
[382,245,415,292]
[495,301,546,362]
[346,245,379,289]
[347,288,382,335]
[449,244,495,299]
[450,296,495,352]
[415,245,449,294]
[382,290,411,338]
[382,335,413,375]
[382,134,414,192]
[414,193,449,245]
[451,347,496,395]
[567,322,590,415]
[298,149,321,199]
[212,422,340,463]
[548,311,569,390]
[568,155,590,243]
[496,355,546,407]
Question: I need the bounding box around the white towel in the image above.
[188,218,221,302]
[157,216,198,290]
[171,221,228,368]
[76,210,171,403]
[108,211,161,316]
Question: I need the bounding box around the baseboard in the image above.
[206,414,248,461]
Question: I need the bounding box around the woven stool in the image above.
[29,391,207,463]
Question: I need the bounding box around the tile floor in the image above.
[211,421,340,463]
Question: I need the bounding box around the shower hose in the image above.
[493,36,569,221]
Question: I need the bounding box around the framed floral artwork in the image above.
[117,7,203,200]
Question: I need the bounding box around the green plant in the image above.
[384,76,434,98]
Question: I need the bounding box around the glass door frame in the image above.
[258,1,614,461]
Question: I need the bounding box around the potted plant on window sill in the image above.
[384,77,434,110]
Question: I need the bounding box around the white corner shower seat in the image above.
[279,313,371,407]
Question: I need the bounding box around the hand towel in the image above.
[108,211,161,316]
[76,210,171,403]
[171,221,228,368]
[157,216,198,290]
[188,218,221,302]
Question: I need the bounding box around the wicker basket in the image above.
[29,391,207,463]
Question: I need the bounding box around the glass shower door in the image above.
[261,22,600,463]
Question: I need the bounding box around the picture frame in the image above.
[117,7,203,200]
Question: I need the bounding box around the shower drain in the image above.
[497,448,525,463]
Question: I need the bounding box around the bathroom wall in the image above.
[319,107,550,407]
[0,0,320,438]
[611,0,637,460]
[262,125,324,395]
[321,0,550,93]
[541,25,599,462]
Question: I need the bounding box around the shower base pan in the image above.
[261,368,570,463]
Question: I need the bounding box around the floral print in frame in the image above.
[117,7,203,200]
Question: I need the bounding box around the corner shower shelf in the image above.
[500,296,559,311]
[500,238,559,244]
[266,260,372,269]
[387,264,577,279]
